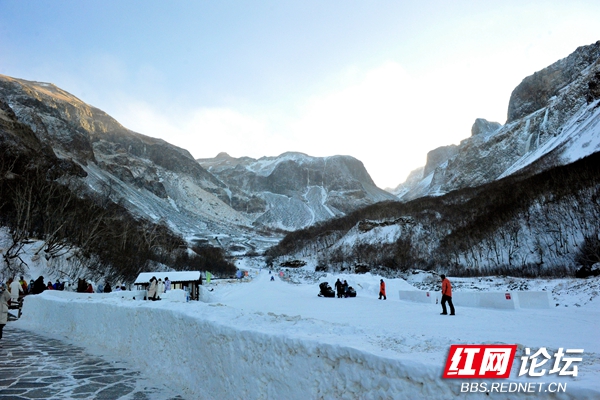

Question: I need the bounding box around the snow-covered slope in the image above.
[198,152,397,231]
[12,268,600,399]
[0,75,289,254]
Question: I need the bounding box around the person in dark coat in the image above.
[342,280,349,298]
[31,276,46,295]
[77,279,87,293]
[335,279,343,298]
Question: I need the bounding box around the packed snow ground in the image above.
[11,265,600,400]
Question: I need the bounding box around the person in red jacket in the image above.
[440,274,455,315]
[378,279,386,300]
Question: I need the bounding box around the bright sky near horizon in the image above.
[1,1,599,189]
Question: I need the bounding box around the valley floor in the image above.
[10,269,600,399]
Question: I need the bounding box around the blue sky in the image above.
[1,1,599,188]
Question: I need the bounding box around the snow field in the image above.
[12,271,600,399]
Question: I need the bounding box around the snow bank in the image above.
[398,290,436,304]
[399,290,551,309]
[16,291,454,399]
[514,291,552,309]
[452,292,517,309]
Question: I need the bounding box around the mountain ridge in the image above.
[198,151,397,231]
[394,40,600,200]
[0,75,396,254]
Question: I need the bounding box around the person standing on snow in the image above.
[19,276,28,295]
[1,282,11,347]
[147,277,157,300]
[32,276,46,295]
[378,279,386,300]
[156,278,165,299]
[335,279,343,298]
[164,277,171,291]
[440,274,455,315]
[9,277,23,304]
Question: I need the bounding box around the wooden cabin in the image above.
[134,271,202,301]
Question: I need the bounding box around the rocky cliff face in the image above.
[397,41,600,201]
[0,76,225,193]
[198,152,397,231]
[507,41,600,122]
[0,97,85,179]
[0,74,258,251]
[471,118,502,136]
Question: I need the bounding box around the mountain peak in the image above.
[507,40,600,123]
[471,118,502,136]
[215,152,234,159]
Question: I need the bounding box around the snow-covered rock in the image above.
[397,41,600,201]
[198,151,397,231]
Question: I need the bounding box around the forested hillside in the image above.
[267,151,600,277]
[0,99,235,283]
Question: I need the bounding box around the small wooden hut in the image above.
[134,271,202,301]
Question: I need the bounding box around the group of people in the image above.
[147,276,171,301]
[334,279,353,298]
[76,279,96,293]
[0,275,54,302]
[7,276,125,296]
[0,275,30,347]
[4,277,26,301]
[46,279,66,291]
[317,274,455,316]
[0,273,139,347]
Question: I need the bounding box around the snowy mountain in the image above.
[268,147,600,276]
[198,151,397,231]
[0,75,255,245]
[396,40,600,201]
[0,75,396,256]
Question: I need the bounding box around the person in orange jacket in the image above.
[440,274,455,315]
[378,279,386,300]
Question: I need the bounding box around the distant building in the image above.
[134,271,202,300]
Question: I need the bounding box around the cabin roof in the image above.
[134,271,201,285]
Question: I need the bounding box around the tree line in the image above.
[0,117,235,284]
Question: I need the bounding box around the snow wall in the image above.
[16,291,460,400]
[398,291,551,309]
